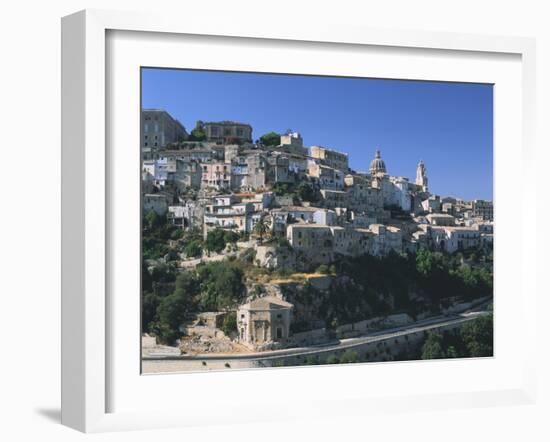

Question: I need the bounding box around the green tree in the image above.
[446,345,459,358]
[196,262,246,311]
[416,248,435,277]
[184,240,203,258]
[156,271,198,342]
[326,355,340,364]
[205,228,227,254]
[221,312,237,336]
[188,121,207,141]
[304,355,319,365]
[316,264,330,275]
[142,290,160,332]
[144,210,162,230]
[339,350,359,363]
[271,182,293,196]
[170,228,183,240]
[296,182,316,202]
[149,263,176,284]
[421,332,447,359]
[223,230,240,244]
[253,217,269,243]
[259,131,281,147]
[459,314,493,357]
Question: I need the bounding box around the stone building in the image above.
[307,161,345,190]
[286,222,402,263]
[224,144,241,163]
[201,162,232,190]
[320,189,348,209]
[421,195,441,213]
[286,224,335,264]
[368,224,403,256]
[388,176,412,211]
[237,296,293,348]
[173,159,202,190]
[472,199,494,221]
[266,155,292,184]
[345,183,383,213]
[141,109,188,150]
[426,213,456,226]
[425,225,481,253]
[279,132,308,156]
[242,151,267,190]
[157,146,224,164]
[230,161,249,190]
[310,146,349,172]
[203,121,253,144]
[167,201,204,228]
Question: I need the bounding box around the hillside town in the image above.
[141,109,493,370]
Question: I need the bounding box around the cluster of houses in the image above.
[142,109,493,263]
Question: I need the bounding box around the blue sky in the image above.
[142,68,493,200]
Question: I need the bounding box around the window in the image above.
[276,327,283,339]
[236,128,244,136]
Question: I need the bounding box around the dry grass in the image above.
[269,272,328,284]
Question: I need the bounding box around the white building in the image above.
[429,226,481,253]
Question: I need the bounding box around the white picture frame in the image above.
[61,9,537,433]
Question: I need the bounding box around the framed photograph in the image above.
[61,9,537,432]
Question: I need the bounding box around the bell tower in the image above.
[416,160,428,191]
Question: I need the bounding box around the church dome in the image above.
[369,149,387,174]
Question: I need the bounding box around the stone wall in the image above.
[335,313,414,339]
[290,328,329,346]
[254,318,476,368]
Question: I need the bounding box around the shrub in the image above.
[205,228,226,254]
[184,240,202,258]
[304,355,320,365]
[259,131,281,147]
[223,230,240,245]
[316,264,330,275]
[339,350,359,363]
[222,312,238,336]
